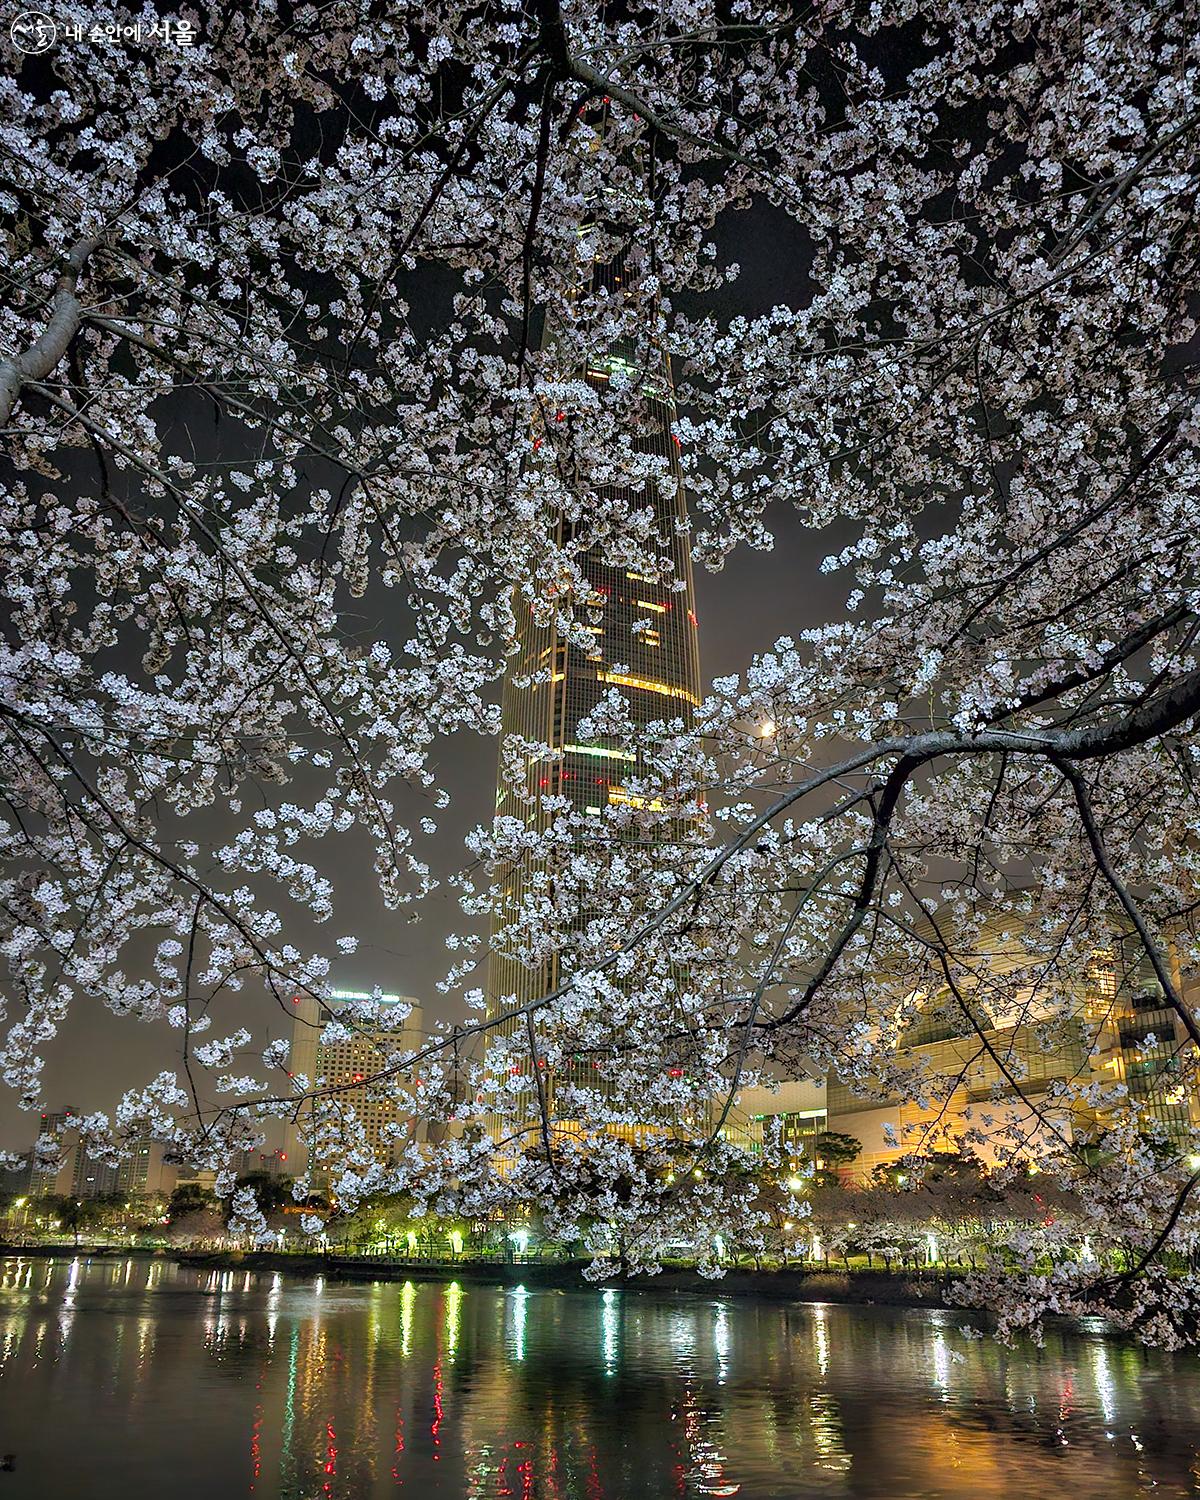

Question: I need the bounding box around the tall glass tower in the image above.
[487,247,703,1131]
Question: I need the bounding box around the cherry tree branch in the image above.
[0,238,99,424]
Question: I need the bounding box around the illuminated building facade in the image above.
[1090,935,1200,1140]
[825,923,1200,1181]
[25,1108,176,1199]
[234,1147,292,1178]
[287,989,423,1181]
[486,248,703,1126]
[724,1079,829,1173]
[72,1144,118,1198]
[827,1017,1090,1180]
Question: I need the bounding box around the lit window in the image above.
[596,671,699,706]
[608,787,666,812]
[562,743,635,762]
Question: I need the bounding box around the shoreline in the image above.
[1,1241,954,1308]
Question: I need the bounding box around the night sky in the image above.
[0,202,853,1150]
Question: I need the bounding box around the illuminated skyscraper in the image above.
[287,989,424,1182]
[487,249,702,1126]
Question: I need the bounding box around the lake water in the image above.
[1,1256,1199,1497]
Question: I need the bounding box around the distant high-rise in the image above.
[30,1106,78,1195]
[114,1139,176,1198]
[72,1144,118,1199]
[287,989,423,1181]
[487,248,702,1125]
[27,1110,176,1199]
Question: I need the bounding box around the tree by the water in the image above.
[2,0,1199,1341]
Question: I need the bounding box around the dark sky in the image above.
[0,203,852,1150]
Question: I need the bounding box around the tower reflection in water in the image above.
[1,1257,1200,1498]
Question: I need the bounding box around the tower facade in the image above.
[287,989,424,1183]
[30,1106,79,1195]
[487,251,702,1128]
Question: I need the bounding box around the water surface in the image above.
[1,1255,1198,1497]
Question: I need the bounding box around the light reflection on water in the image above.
[0,1256,1199,1497]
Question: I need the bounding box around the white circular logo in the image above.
[10,11,56,53]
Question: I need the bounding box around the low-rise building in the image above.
[824,921,1200,1181]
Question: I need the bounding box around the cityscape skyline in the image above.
[3,0,1199,1489]
[0,529,831,1150]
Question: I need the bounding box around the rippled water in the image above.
[1,1255,1199,1497]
